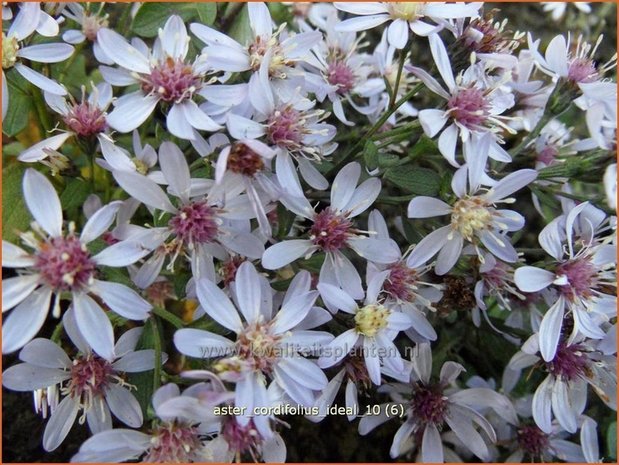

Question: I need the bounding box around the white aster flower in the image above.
[334,2,482,49]
[2,326,160,451]
[541,2,591,22]
[97,15,224,139]
[2,2,73,118]
[2,169,152,357]
[174,263,332,437]
[61,2,113,64]
[262,161,401,299]
[407,165,537,275]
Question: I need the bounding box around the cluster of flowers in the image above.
[2,2,616,462]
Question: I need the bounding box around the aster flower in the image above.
[359,343,503,461]
[410,34,516,166]
[96,15,223,139]
[333,2,482,50]
[302,11,384,125]
[262,162,401,299]
[61,2,113,64]
[174,263,332,437]
[71,381,232,462]
[2,325,160,451]
[508,333,616,435]
[316,273,414,385]
[17,82,113,164]
[97,130,159,178]
[190,2,321,96]
[2,169,152,357]
[542,2,591,22]
[2,2,74,118]
[407,165,537,275]
[112,141,265,288]
[366,210,440,343]
[226,56,337,193]
[514,202,616,361]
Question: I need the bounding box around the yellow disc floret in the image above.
[450,196,493,241]
[388,2,423,20]
[355,304,390,337]
[2,33,19,69]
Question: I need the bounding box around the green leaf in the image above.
[608,422,617,460]
[408,135,439,159]
[227,4,251,45]
[132,3,211,37]
[60,178,91,211]
[2,141,25,158]
[195,3,217,25]
[3,71,33,137]
[2,163,30,243]
[363,141,379,171]
[383,166,441,196]
[128,318,162,417]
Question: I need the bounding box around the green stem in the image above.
[152,305,185,329]
[51,321,64,343]
[510,113,552,158]
[389,49,408,110]
[32,88,52,134]
[151,316,163,393]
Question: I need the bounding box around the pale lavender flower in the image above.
[174,263,332,438]
[407,166,537,275]
[262,162,401,298]
[2,2,73,118]
[333,2,482,49]
[514,202,616,361]
[112,141,265,288]
[542,2,591,21]
[71,381,232,462]
[2,169,152,357]
[2,325,160,451]
[359,343,502,461]
[97,130,159,178]
[97,16,223,139]
[61,3,113,64]
[316,274,414,385]
[508,334,616,435]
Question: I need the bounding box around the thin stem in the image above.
[51,321,64,343]
[152,305,185,329]
[151,316,163,393]
[510,113,552,158]
[389,49,408,110]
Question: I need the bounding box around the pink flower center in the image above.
[309,208,353,251]
[447,87,490,129]
[35,236,96,292]
[222,417,263,457]
[344,355,372,389]
[227,143,265,177]
[384,262,419,302]
[555,258,597,300]
[219,257,245,287]
[568,58,598,84]
[517,425,550,459]
[236,322,282,374]
[266,106,303,148]
[67,355,113,399]
[410,384,448,426]
[482,260,511,289]
[169,201,220,245]
[537,145,559,165]
[63,101,107,137]
[546,343,589,381]
[141,57,201,103]
[145,422,202,463]
[327,60,356,95]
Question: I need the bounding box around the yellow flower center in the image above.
[2,33,19,69]
[389,2,423,21]
[355,304,390,337]
[450,196,493,241]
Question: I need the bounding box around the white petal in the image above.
[317,329,359,368]
[318,283,358,314]
[111,349,157,372]
[272,291,317,334]
[551,379,577,433]
[387,19,409,49]
[514,266,555,292]
[92,240,150,267]
[538,298,565,362]
[438,123,459,167]
[2,363,69,391]
[334,15,390,32]
[196,278,243,332]
[233,262,262,323]
[435,233,463,275]
[248,2,274,37]
[97,28,151,74]
[545,35,569,76]
[161,16,188,59]
[344,177,382,217]
[174,328,234,358]
[105,384,143,427]
[2,241,34,267]
[408,196,451,218]
[486,169,537,202]
[2,274,40,311]
[277,357,327,391]
[73,293,115,360]
[227,113,265,140]
[8,3,40,40]
[406,226,451,268]
[422,423,444,463]
[419,109,449,137]
[42,396,79,451]
[348,237,400,264]
[181,100,222,132]
[19,338,72,369]
[429,33,455,91]
[90,279,151,320]
[2,288,51,353]
[262,240,314,270]
[18,132,73,162]
[113,170,176,213]
[158,141,191,203]
[331,162,360,212]
[23,168,63,237]
[17,43,74,63]
[107,93,158,133]
[80,202,121,244]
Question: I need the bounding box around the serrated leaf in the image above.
[60,178,91,211]
[2,163,30,243]
[132,3,203,37]
[384,166,441,196]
